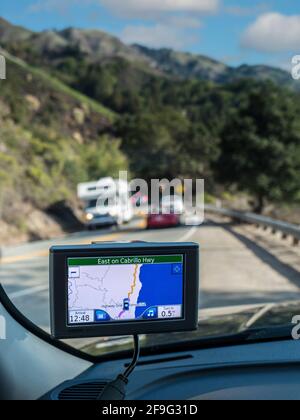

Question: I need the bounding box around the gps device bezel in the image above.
[50,242,199,339]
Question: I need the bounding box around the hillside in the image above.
[0,48,127,244]
[133,45,297,90]
[0,17,31,43]
[1,17,300,245]
[133,45,229,82]
[0,18,149,67]
[0,17,296,90]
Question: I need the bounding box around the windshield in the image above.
[86,200,98,209]
[1,1,300,357]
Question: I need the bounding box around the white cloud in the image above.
[29,0,220,20]
[30,0,220,15]
[122,23,199,50]
[100,0,220,18]
[29,0,207,51]
[242,13,300,53]
[106,1,209,49]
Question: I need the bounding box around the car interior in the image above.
[1,0,300,403]
[1,240,300,401]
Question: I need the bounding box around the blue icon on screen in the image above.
[123,298,130,311]
[94,310,110,322]
[172,264,183,275]
[143,307,158,319]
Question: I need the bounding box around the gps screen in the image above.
[67,255,184,325]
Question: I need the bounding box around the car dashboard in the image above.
[2,280,300,401]
[43,338,300,400]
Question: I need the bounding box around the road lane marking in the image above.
[1,226,197,301]
[10,284,49,299]
[1,249,49,264]
[77,232,121,245]
[178,226,199,242]
[136,219,147,229]
[244,303,275,330]
[0,233,121,265]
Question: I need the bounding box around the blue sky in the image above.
[0,0,299,69]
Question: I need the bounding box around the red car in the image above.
[147,212,180,229]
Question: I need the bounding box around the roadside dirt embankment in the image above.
[0,200,83,246]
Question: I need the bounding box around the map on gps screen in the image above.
[67,255,184,325]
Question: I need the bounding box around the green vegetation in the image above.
[217,81,300,212]
[1,16,300,244]
[83,69,300,212]
[2,51,115,120]
[0,55,127,234]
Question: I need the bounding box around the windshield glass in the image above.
[1,1,300,357]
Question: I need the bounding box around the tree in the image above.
[83,136,129,180]
[117,107,221,181]
[117,112,177,179]
[216,81,300,212]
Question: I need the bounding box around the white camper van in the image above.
[78,177,133,229]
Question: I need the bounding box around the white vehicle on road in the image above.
[78,177,133,228]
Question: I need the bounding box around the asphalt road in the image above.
[1,216,300,338]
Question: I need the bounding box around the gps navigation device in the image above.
[50,242,199,339]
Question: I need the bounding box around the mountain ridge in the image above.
[133,44,296,88]
[0,17,296,90]
[1,17,300,244]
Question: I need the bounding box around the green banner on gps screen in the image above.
[68,255,183,266]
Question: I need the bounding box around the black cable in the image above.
[98,334,140,400]
[123,334,140,379]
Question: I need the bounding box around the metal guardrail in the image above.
[205,205,300,245]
